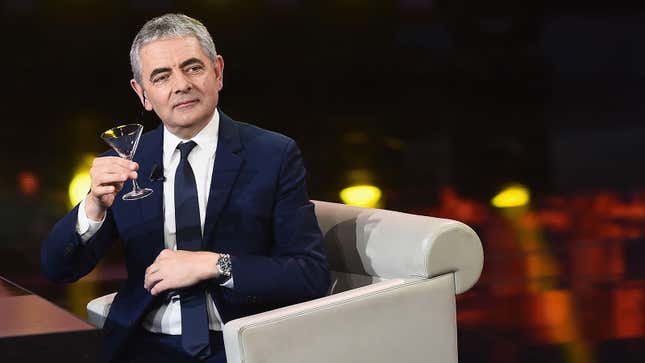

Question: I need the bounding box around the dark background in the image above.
[1,1,645,362]
[3,0,645,203]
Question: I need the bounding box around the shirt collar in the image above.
[163,110,220,165]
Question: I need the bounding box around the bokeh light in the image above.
[68,154,95,208]
[339,185,382,208]
[491,184,531,208]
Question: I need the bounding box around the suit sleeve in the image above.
[229,139,330,304]
[41,204,118,283]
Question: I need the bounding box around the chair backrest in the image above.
[313,201,483,294]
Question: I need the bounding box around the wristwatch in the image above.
[216,253,232,282]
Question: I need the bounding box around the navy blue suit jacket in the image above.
[41,112,330,362]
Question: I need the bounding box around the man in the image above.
[41,13,330,363]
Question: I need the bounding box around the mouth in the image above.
[173,99,199,109]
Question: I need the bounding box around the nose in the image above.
[173,72,192,94]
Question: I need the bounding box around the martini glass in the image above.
[100,123,153,201]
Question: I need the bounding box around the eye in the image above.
[186,65,204,74]
[152,74,169,84]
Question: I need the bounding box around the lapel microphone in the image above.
[149,164,166,182]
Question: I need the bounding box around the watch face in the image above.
[218,254,232,276]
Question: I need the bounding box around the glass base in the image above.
[122,188,153,201]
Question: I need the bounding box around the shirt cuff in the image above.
[76,197,106,244]
[220,276,234,289]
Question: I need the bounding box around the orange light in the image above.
[17,171,39,196]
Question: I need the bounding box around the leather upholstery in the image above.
[87,200,484,363]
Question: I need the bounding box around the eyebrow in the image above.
[148,58,206,82]
[149,67,171,81]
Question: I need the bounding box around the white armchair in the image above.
[87,200,484,363]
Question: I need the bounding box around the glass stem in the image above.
[131,179,141,193]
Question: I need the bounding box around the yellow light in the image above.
[69,172,91,208]
[339,185,382,208]
[68,153,95,208]
[103,129,117,138]
[491,184,531,208]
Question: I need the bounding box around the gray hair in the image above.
[130,13,217,86]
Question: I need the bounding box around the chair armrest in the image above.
[87,292,117,328]
[224,274,459,363]
[313,200,484,294]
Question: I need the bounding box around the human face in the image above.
[130,36,224,139]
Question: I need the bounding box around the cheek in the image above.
[147,92,171,112]
[199,83,220,103]
[198,75,221,93]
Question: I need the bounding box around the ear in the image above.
[130,79,153,111]
[214,55,224,91]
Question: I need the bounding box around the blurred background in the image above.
[1,0,644,362]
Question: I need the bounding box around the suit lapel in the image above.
[135,123,166,258]
[203,112,243,248]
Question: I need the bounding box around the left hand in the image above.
[144,249,220,296]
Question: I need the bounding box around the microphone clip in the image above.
[149,164,166,182]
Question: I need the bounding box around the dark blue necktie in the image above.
[175,141,210,359]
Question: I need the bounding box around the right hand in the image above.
[85,156,138,220]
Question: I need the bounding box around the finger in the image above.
[92,162,138,178]
[92,185,116,196]
[93,170,138,186]
[145,262,160,277]
[113,182,125,193]
[91,160,138,182]
[92,164,136,178]
[90,180,124,199]
[150,280,169,296]
[93,157,138,171]
[144,261,160,278]
[144,270,163,291]
[90,183,124,202]
[157,249,172,260]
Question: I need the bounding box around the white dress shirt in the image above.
[76,110,231,334]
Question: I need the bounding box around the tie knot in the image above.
[177,141,197,160]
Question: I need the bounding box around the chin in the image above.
[177,114,210,128]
